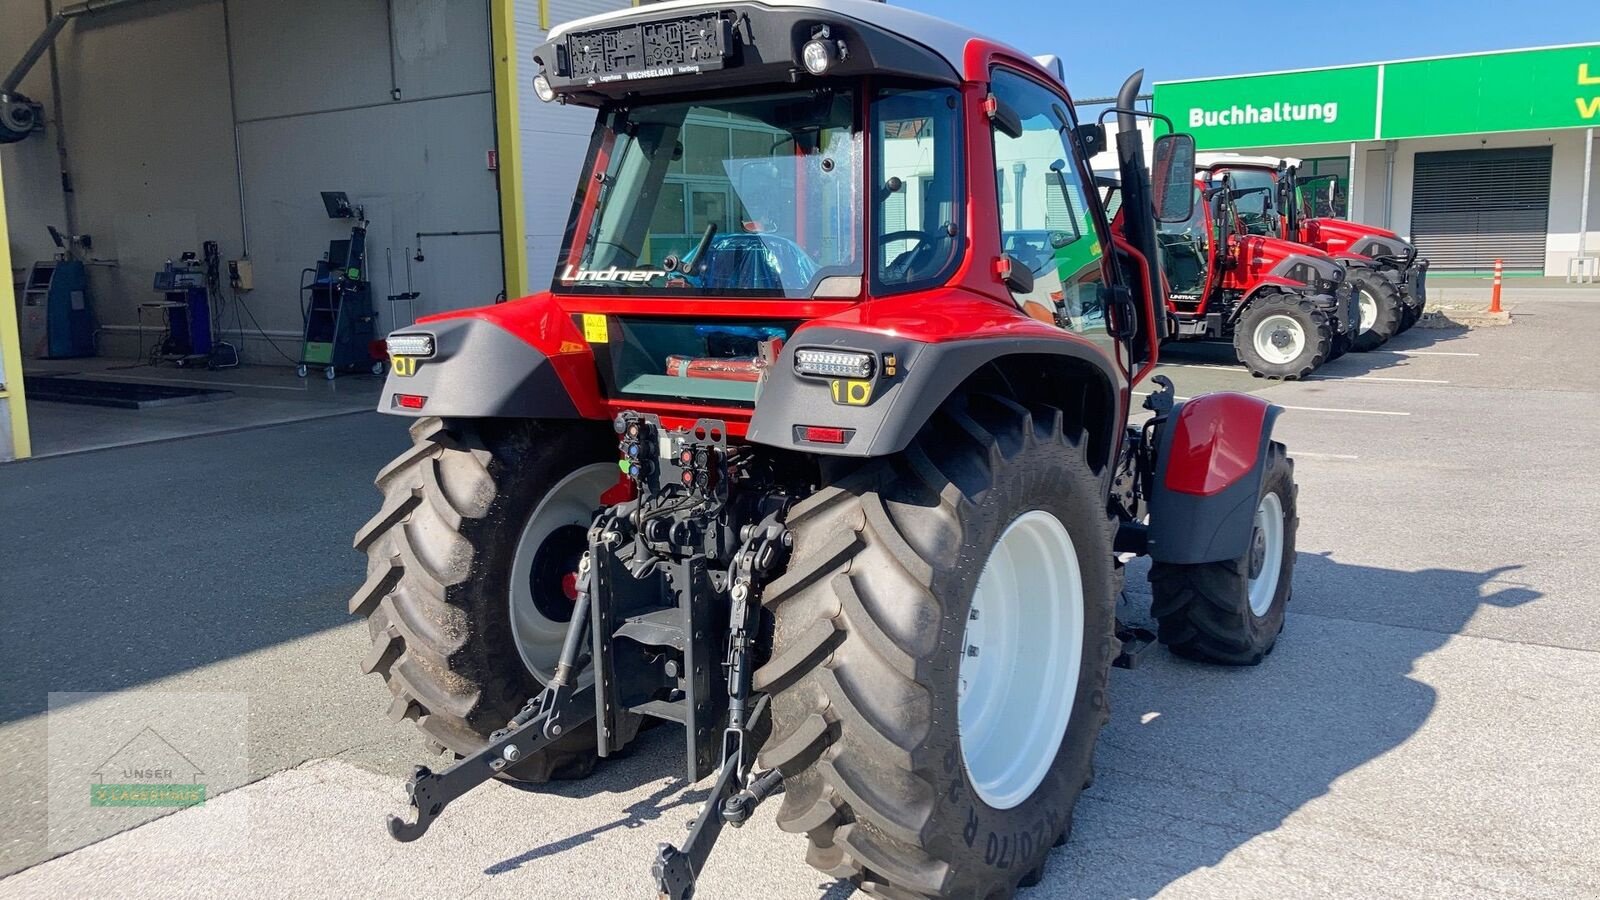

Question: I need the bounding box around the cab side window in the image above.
[988,69,1109,337]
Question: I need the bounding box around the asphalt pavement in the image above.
[2,295,1597,898]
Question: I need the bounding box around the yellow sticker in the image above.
[391,356,418,377]
[830,379,873,406]
[582,314,609,343]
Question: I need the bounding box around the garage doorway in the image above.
[1411,147,1553,273]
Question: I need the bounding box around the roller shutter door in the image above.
[1410,147,1552,273]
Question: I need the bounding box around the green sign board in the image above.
[1154,43,1600,149]
[1382,45,1600,139]
[1154,66,1380,149]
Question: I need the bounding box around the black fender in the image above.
[1146,392,1283,565]
[746,326,1120,462]
[376,316,580,419]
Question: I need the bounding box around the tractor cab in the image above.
[468,0,1202,430]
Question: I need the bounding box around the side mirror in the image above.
[1049,230,1073,249]
[988,94,1024,139]
[1002,254,1034,294]
[1151,133,1196,223]
[1074,123,1106,157]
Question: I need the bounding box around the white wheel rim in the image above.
[1357,289,1378,334]
[508,463,616,685]
[1253,315,1306,366]
[1246,492,1285,617]
[958,510,1084,810]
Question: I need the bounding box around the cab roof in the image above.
[548,0,1038,83]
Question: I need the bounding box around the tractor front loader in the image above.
[351,3,1302,897]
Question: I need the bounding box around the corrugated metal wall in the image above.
[1411,147,1554,273]
[513,0,630,292]
[0,0,506,359]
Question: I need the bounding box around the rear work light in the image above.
[386,333,435,358]
[794,349,874,380]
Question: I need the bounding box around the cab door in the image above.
[986,67,1125,371]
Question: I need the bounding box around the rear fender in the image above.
[376,297,602,420]
[746,325,1121,464]
[1146,392,1282,564]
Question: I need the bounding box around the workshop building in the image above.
[1153,43,1600,277]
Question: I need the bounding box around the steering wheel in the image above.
[878,229,940,283]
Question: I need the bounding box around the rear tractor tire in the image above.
[1350,270,1403,352]
[350,416,638,782]
[756,393,1118,898]
[1149,442,1297,664]
[1232,291,1333,380]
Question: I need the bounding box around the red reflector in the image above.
[396,394,427,410]
[801,426,848,444]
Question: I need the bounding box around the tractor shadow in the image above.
[1029,553,1540,897]
[484,723,710,873]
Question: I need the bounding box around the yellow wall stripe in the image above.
[0,155,31,460]
[491,0,530,299]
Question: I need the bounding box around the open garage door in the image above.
[1411,147,1552,273]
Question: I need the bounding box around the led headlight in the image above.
[386,333,435,358]
[802,39,835,75]
[795,349,874,379]
[533,74,555,103]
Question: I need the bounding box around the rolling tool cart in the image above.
[298,193,381,380]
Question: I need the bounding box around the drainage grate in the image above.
[23,376,233,410]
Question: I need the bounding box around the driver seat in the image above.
[701,236,786,291]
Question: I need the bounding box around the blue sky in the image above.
[905,0,1599,98]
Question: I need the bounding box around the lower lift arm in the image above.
[386,549,603,842]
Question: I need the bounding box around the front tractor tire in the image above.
[1149,443,1298,664]
[351,416,635,782]
[1233,291,1334,380]
[756,394,1117,899]
[1350,270,1403,352]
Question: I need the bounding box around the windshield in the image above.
[555,90,861,297]
[1218,168,1280,237]
[1297,174,1343,219]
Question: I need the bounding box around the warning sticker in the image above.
[582,314,609,343]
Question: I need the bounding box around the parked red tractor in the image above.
[352,2,1301,897]
[1142,171,1358,378]
[1198,154,1430,349]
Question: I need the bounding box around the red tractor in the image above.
[1144,170,1359,378]
[353,2,1301,897]
[1198,154,1430,350]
